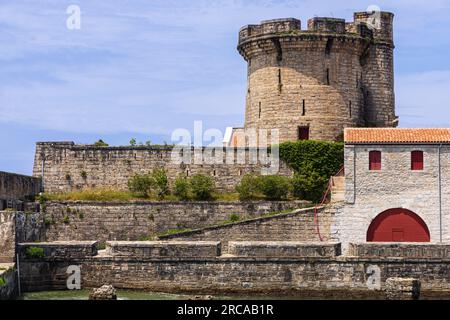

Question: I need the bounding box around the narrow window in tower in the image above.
[298,126,309,141]
[349,101,352,118]
[325,38,333,55]
[278,69,282,92]
[258,102,262,119]
[302,100,306,116]
[326,68,330,85]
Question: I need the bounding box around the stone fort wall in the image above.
[237,12,397,143]
[40,200,309,243]
[158,206,339,251]
[0,171,41,202]
[17,241,450,297]
[33,142,292,194]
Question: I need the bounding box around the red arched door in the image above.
[367,208,430,242]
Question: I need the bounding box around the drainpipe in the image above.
[438,144,443,243]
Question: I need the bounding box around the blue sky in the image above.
[1,0,450,175]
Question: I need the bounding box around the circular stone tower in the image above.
[237,12,397,143]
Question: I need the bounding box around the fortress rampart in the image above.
[33,142,292,194]
[237,12,397,143]
[16,241,450,297]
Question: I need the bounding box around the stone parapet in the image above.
[18,241,98,260]
[348,243,450,259]
[106,241,221,258]
[228,241,341,258]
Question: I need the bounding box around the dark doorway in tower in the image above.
[298,126,309,140]
[366,208,430,242]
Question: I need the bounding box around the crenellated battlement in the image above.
[238,18,301,44]
[307,17,346,34]
[238,11,394,49]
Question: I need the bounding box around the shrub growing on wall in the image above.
[151,168,169,199]
[127,173,153,198]
[174,175,190,201]
[190,174,215,201]
[291,172,328,202]
[279,140,344,202]
[257,175,291,200]
[235,174,262,201]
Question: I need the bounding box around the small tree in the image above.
[127,173,152,198]
[190,174,215,201]
[235,174,262,201]
[174,175,190,201]
[151,168,169,199]
[258,175,291,200]
[93,139,109,147]
[291,172,328,203]
[129,138,137,146]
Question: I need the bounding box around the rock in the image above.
[89,285,117,300]
[189,295,214,300]
[385,278,421,300]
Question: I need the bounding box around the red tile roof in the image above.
[344,128,450,144]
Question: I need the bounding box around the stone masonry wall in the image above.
[0,211,45,263]
[158,206,338,250]
[0,266,18,300]
[17,241,450,297]
[33,143,292,194]
[339,144,450,252]
[0,212,15,263]
[42,200,310,243]
[0,171,41,202]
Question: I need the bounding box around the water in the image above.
[21,290,192,300]
[20,290,323,300]
[20,289,450,300]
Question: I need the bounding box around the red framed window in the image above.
[411,151,424,171]
[369,151,381,171]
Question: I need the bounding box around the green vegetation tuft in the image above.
[157,228,193,237]
[25,247,45,259]
[279,140,344,202]
[173,175,190,201]
[42,189,135,202]
[63,215,70,224]
[93,139,109,147]
[189,174,215,201]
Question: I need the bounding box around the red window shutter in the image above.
[411,151,424,170]
[369,151,381,171]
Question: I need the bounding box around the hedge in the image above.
[279,140,344,202]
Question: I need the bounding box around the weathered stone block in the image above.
[348,243,450,259]
[18,241,98,260]
[228,241,341,258]
[106,241,221,258]
[385,278,421,300]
